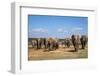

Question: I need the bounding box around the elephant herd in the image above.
[29,35,88,52]
[71,35,88,52]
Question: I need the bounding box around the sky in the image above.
[28,15,88,38]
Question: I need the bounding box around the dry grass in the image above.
[28,46,88,61]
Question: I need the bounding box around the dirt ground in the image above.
[28,45,88,61]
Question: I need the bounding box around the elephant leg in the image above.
[83,42,86,49]
[75,44,79,52]
[81,42,85,49]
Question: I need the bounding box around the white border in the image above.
[11,2,97,74]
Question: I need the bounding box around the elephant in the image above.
[46,38,59,51]
[80,35,88,49]
[71,35,80,52]
[52,38,59,50]
[31,40,37,48]
[65,38,71,48]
